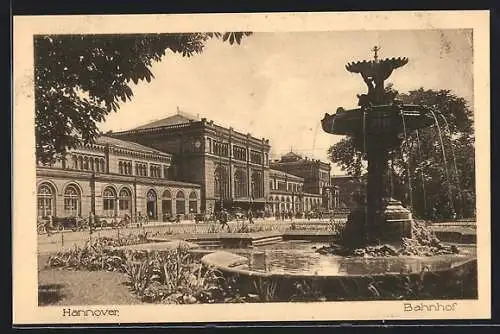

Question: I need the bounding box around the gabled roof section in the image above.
[132,109,199,131]
[96,136,169,157]
[280,151,303,162]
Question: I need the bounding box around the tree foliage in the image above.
[35,32,252,163]
[327,88,475,220]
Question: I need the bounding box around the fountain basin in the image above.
[201,242,476,278]
[321,104,435,137]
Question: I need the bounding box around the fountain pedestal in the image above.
[381,198,413,242]
[341,197,412,249]
[320,48,439,251]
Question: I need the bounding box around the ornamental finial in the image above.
[372,46,381,62]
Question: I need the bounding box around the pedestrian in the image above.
[138,211,146,227]
[219,209,230,231]
[247,209,254,224]
[45,214,53,236]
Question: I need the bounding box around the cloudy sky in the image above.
[98,29,473,174]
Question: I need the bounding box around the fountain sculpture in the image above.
[321,47,451,251]
[197,47,475,297]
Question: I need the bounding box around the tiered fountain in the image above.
[321,46,456,253]
[189,47,477,300]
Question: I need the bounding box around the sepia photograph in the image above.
[13,11,490,324]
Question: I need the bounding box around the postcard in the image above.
[12,10,490,324]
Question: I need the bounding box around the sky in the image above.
[98,29,473,175]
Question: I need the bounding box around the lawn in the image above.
[38,253,143,306]
[38,268,143,306]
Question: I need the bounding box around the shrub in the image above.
[46,236,144,272]
[123,246,228,303]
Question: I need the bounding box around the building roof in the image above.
[269,168,304,181]
[280,151,303,162]
[96,136,170,157]
[132,110,199,130]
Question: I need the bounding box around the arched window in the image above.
[119,162,124,174]
[100,159,105,172]
[64,185,81,216]
[83,156,89,170]
[251,171,263,198]
[90,158,94,171]
[119,188,132,213]
[103,187,116,217]
[72,155,78,169]
[176,191,186,215]
[188,191,198,213]
[214,165,228,199]
[162,190,172,219]
[37,183,55,217]
[146,189,157,220]
[234,169,247,198]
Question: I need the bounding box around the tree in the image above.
[35,32,252,163]
[327,88,475,220]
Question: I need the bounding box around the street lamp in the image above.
[251,179,255,212]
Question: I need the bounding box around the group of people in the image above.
[274,210,295,221]
[273,210,324,221]
[214,208,255,230]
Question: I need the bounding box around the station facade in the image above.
[37,110,341,221]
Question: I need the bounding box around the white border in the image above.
[13,11,490,324]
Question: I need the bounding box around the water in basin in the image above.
[230,241,476,276]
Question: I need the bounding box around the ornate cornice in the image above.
[36,167,201,188]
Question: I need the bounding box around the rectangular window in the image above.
[233,145,247,161]
[135,162,147,176]
[150,164,161,178]
[119,160,133,175]
[214,141,229,157]
[250,150,263,164]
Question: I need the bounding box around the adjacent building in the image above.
[330,174,366,208]
[268,169,322,214]
[36,135,201,221]
[270,151,337,210]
